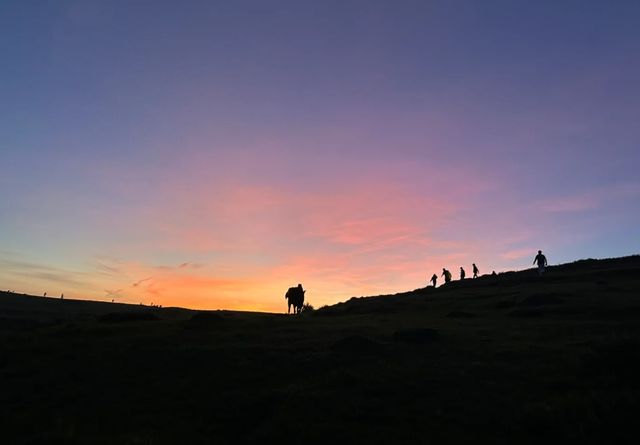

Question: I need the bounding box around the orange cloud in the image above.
[2,162,496,312]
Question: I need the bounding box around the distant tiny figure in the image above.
[60,293,64,299]
[442,268,452,283]
[533,250,548,276]
[43,292,47,297]
[285,283,306,314]
[460,267,466,280]
[430,274,438,287]
[472,263,479,278]
[491,271,497,276]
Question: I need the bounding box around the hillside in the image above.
[1,255,640,444]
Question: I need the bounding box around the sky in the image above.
[1,0,639,312]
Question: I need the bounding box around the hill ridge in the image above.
[1,254,639,319]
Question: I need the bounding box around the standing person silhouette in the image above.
[430,274,438,287]
[533,250,548,276]
[460,267,466,280]
[442,268,452,284]
[472,263,479,278]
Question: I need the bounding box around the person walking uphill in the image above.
[533,250,548,276]
[473,263,479,278]
[460,267,466,280]
[442,268,452,284]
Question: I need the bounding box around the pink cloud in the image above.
[500,248,537,261]
[539,195,599,213]
[5,152,506,311]
[103,174,484,309]
[538,182,640,213]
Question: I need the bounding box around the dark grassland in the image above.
[1,256,640,444]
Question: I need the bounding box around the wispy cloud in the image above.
[0,167,488,310]
[131,277,152,287]
[178,262,203,269]
[537,182,640,213]
[90,257,125,276]
[539,195,599,213]
[500,248,536,261]
[0,257,94,294]
[104,289,124,299]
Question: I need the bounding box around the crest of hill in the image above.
[1,255,638,322]
[314,255,640,317]
[0,291,197,325]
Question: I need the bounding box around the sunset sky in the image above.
[1,1,639,312]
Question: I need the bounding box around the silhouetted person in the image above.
[472,263,479,278]
[533,250,548,276]
[430,274,438,287]
[491,271,497,276]
[60,293,64,299]
[460,267,466,280]
[442,268,452,283]
[43,292,47,297]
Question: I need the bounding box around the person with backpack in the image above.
[430,273,438,287]
[460,267,466,280]
[442,268,452,283]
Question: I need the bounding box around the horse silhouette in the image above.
[285,284,305,314]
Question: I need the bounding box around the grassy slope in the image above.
[1,256,640,444]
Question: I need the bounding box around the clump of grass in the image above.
[301,302,315,313]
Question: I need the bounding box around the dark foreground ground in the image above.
[1,256,640,444]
